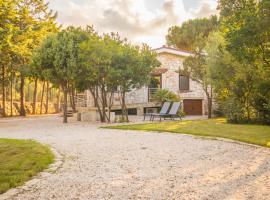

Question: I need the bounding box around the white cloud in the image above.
[48,0,218,48]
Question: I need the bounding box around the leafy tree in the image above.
[0,0,58,116]
[205,31,248,121]
[167,16,218,118]
[217,0,270,124]
[33,27,87,123]
[77,30,160,122]
[166,16,219,51]
[183,51,214,118]
[76,28,117,122]
[111,43,160,122]
[0,0,17,116]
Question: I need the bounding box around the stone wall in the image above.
[157,52,208,114]
[157,52,206,97]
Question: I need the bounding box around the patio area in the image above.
[0,115,269,200]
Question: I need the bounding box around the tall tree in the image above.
[10,0,57,116]
[0,0,17,116]
[166,16,219,51]
[167,16,219,118]
[183,51,214,118]
[33,27,88,123]
[217,0,270,124]
[77,29,116,122]
[111,43,160,121]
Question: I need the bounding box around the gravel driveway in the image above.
[0,116,269,200]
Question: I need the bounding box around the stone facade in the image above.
[155,51,207,115]
[85,46,209,115]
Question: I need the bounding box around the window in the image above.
[149,75,162,88]
[179,75,189,91]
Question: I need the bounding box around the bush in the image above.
[153,89,180,103]
[253,81,270,125]
[221,98,250,124]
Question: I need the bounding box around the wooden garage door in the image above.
[183,99,202,115]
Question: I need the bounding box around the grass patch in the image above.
[105,118,270,148]
[0,139,54,194]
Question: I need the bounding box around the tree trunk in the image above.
[100,84,108,122]
[68,85,76,112]
[20,74,26,116]
[203,85,212,119]
[90,87,105,122]
[10,74,13,116]
[45,81,49,114]
[62,85,68,123]
[120,91,129,122]
[1,65,6,117]
[71,84,76,112]
[57,89,61,113]
[106,92,114,122]
[32,78,38,114]
[40,81,45,114]
[207,96,212,119]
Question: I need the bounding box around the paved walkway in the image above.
[0,116,269,200]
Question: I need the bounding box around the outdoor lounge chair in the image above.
[143,102,171,121]
[151,102,182,121]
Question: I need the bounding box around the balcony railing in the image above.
[75,93,87,107]
[148,88,160,102]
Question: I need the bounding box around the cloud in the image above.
[98,0,179,37]
[48,0,218,48]
[192,3,219,18]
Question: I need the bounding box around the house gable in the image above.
[153,46,193,58]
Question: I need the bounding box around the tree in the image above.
[183,51,213,118]
[166,16,219,51]
[0,0,58,116]
[205,31,248,121]
[33,27,87,123]
[167,16,219,118]
[77,30,160,122]
[111,43,160,122]
[77,30,126,122]
[0,0,17,116]
[217,0,270,124]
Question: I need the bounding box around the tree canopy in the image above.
[166,16,219,51]
[33,27,87,123]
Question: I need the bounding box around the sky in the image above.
[48,0,218,48]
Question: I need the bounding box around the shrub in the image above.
[153,89,180,103]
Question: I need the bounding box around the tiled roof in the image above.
[151,68,168,75]
[153,45,193,57]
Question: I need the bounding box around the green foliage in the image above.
[77,30,160,122]
[110,42,160,121]
[0,0,58,116]
[253,80,270,124]
[33,27,87,122]
[0,139,54,194]
[111,43,159,92]
[153,89,180,103]
[168,17,217,119]
[210,0,270,124]
[76,30,120,122]
[166,16,219,51]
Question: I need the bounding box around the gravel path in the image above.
[0,116,270,200]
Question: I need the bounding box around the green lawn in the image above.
[105,118,270,148]
[0,139,54,194]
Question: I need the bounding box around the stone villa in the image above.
[78,46,208,118]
